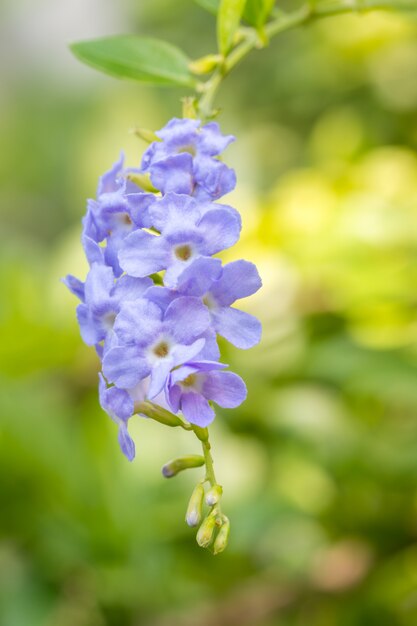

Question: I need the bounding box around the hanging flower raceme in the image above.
[64,118,262,552]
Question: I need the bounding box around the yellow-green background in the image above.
[2,1,417,624]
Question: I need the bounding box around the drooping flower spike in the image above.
[64,118,261,552]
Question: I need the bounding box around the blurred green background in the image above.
[2,1,417,624]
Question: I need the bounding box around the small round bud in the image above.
[162,455,205,478]
[196,513,217,548]
[205,484,223,507]
[213,517,230,555]
[186,484,205,527]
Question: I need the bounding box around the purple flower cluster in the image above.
[64,118,262,460]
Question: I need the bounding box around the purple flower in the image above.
[102,295,211,398]
[165,361,247,427]
[65,118,262,462]
[63,263,152,349]
[142,118,236,201]
[176,259,262,349]
[118,193,241,287]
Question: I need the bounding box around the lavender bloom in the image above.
[102,296,210,398]
[63,263,152,349]
[118,193,241,287]
[166,361,247,427]
[142,118,236,201]
[65,117,262,461]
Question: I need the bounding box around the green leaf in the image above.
[194,0,220,14]
[70,35,195,87]
[217,0,247,56]
[243,0,275,28]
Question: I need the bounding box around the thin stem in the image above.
[201,437,217,486]
[196,0,416,118]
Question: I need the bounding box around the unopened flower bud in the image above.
[181,97,198,119]
[162,455,205,478]
[205,484,223,507]
[127,172,158,193]
[129,127,160,143]
[136,401,184,428]
[189,54,222,75]
[185,483,205,527]
[196,513,217,548]
[213,517,230,555]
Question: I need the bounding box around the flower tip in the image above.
[205,484,223,507]
[186,511,201,527]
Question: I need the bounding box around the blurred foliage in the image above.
[1,1,417,625]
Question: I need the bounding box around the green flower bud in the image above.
[196,513,217,548]
[182,97,198,119]
[129,127,159,143]
[126,173,158,193]
[135,401,184,427]
[213,517,230,555]
[185,483,205,527]
[189,54,222,75]
[162,455,205,478]
[205,484,223,507]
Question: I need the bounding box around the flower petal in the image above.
[118,424,136,461]
[76,304,101,345]
[150,154,194,195]
[210,260,262,307]
[181,393,215,427]
[62,275,85,301]
[202,371,247,408]
[113,275,153,302]
[170,338,206,367]
[198,208,241,256]
[82,234,103,266]
[149,192,200,234]
[164,296,210,344]
[84,264,114,308]
[176,257,222,297]
[199,122,235,155]
[148,359,174,399]
[118,229,170,277]
[194,157,236,200]
[125,192,155,228]
[212,306,262,349]
[97,152,124,196]
[98,373,134,421]
[113,299,162,346]
[103,345,150,388]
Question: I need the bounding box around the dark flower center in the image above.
[181,374,197,387]
[153,341,170,358]
[122,213,132,225]
[174,244,192,261]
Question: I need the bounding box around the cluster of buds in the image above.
[64,118,262,551]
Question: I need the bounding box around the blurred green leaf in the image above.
[243,0,275,28]
[194,0,220,15]
[70,35,196,87]
[217,0,247,56]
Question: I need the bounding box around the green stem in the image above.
[196,0,416,119]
